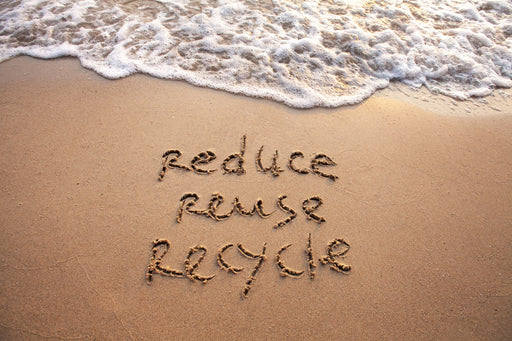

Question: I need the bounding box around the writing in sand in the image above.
[158,135,339,181]
[147,135,351,298]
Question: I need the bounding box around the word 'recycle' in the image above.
[146,234,351,298]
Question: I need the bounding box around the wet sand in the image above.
[0,56,511,340]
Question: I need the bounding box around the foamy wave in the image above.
[1,0,511,108]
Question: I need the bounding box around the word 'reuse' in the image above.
[177,192,326,228]
[158,135,339,181]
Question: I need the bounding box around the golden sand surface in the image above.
[0,56,511,340]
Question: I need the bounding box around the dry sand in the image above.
[0,56,511,340]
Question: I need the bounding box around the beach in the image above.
[0,56,511,340]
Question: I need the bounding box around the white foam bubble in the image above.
[0,0,511,108]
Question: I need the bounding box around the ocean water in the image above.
[0,0,511,108]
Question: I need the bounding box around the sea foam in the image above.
[0,0,511,108]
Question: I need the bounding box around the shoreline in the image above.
[2,55,512,116]
[0,56,511,340]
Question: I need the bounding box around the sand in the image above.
[0,56,511,340]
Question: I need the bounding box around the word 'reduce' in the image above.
[158,135,339,181]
